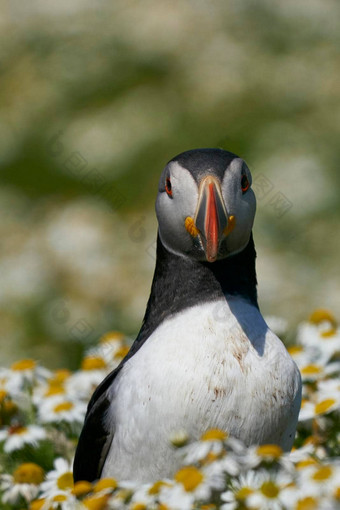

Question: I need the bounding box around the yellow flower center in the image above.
[29,499,46,510]
[256,444,283,459]
[175,466,204,492]
[148,480,171,495]
[202,452,219,464]
[201,428,227,441]
[315,399,337,415]
[114,346,130,359]
[131,504,146,510]
[334,487,340,500]
[260,480,279,499]
[53,401,74,413]
[52,369,71,382]
[0,390,7,402]
[13,463,44,484]
[73,480,93,496]
[57,472,74,490]
[296,496,318,510]
[304,436,317,445]
[45,371,70,395]
[288,345,303,355]
[83,494,110,510]
[115,488,133,501]
[309,309,337,327]
[320,327,337,337]
[312,465,333,481]
[53,494,68,502]
[9,425,28,435]
[296,459,318,470]
[81,356,107,371]
[45,384,65,397]
[93,477,117,492]
[236,487,253,501]
[99,331,125,344]
[301,365,322,375]
[11,359,36,371]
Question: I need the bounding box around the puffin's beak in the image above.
[194,176,228,263]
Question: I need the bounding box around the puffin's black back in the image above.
[73,234,258,482]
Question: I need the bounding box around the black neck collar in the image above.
[135,233,258,347]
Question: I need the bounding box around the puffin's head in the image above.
[156,148,256,262]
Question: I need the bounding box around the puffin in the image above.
[73,148,302,483]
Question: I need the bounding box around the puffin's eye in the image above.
[165,177,173,198]
[241,174,250,193]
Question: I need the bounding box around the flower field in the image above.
[0,310,339,510]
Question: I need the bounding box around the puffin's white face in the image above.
[156,152,256,262]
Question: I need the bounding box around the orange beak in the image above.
[194,176,228,262]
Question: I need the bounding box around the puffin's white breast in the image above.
[102,298,301,482]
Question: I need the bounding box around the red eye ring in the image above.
[165,177,173,197]
[241,175,250,193]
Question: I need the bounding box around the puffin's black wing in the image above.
[73,365,121,482]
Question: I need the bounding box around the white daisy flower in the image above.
[91,476,119,496]
[289,495,322,510]
[202,459,230,491]
[290,445,319,466]
[298,461,340,499]
[241,443,284,470]
[193,432,241,477]
[224,435,248,456]
[298,390,340,422]
[107,480,137,509]
[158,481,196,510]
[216,454,240,477]
[0,369,22,399]
[37,395,87,425]
[65,356,109,400]
[0,462,44,504]
[160,464,220,510]
[181,429,228,465]
[33,369,72,403]
[246,482,283,510]
[0,372,35,414]
[280,443,315,473]
[221,470,262,510]
[169,429,189,448]
[299,361,340,383]
[127,482,159,509]
[287,345,316,370]
[31,492,80,509]
[245,470,293,510]
[39,457,74,499]
[297,309,340,364]
[273,482,300,510]
[0,424,46,452]
[3,359,51,393]
[317,378,340,400]
[86,330,131,366]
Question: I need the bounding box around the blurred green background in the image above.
[1,0,339,369]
